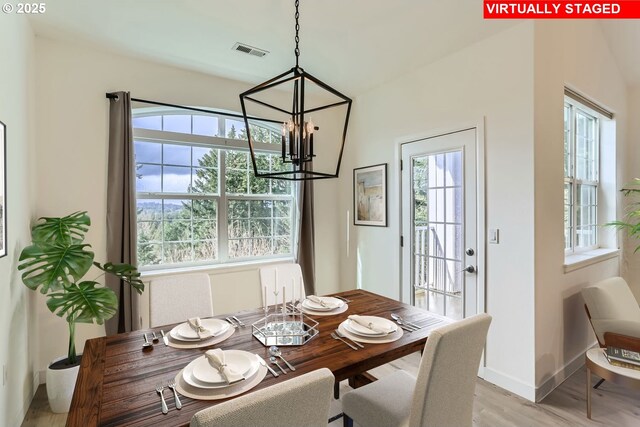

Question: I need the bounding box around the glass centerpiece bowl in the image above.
[252,305,319,346]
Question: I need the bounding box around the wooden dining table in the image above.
[66,289,451,427]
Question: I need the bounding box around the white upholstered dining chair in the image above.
[149,273,214,327]
[190,368,335,427]
[259,263,306,306]
[342,313,492,427]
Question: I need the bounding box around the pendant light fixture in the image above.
[240,0,352,181]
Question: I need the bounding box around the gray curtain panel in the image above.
[297,167,316,295]
[106,91,139,335]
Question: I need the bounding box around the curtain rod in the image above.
[105,92,282,124]
[564,87,614,120]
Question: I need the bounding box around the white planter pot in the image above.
[46,355,80,413]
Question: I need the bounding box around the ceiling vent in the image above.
[232,43,269,58]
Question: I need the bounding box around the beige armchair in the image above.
[582,276,640,353]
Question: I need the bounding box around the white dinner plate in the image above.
[299,303,349,316]
[338,322,404,344]
[183,353,260,389]
[173,318,230,340]
[169,328,203,342]
[302,297,344,312]
[175,365,268,401]
[345,316,397,336]
[191,350,257,384]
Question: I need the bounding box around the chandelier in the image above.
[239,0,352,181]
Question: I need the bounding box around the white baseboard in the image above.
[483,367,536,402]
[38,369,46,385]
[15,370,41,427]
[535,342,598,402]
[33,370,40,391]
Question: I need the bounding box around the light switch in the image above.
[489,229,499,244]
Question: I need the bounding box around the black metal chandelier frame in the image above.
[239,0,352,181]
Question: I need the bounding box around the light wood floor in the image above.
[22,352,640,427]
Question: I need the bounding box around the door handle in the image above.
[459,265,476,274]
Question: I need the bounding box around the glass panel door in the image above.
[401,128,477,320]
[411,151,463,319]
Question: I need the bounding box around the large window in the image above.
[134,110,295,269]
[564,99,599,252]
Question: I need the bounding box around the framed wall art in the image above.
[353,163,387,227]
[0,120,5,258]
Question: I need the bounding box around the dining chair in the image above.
[149,273,214,327]
[259,263,306,306]
[190,368,335,427]
[342,313,492,427]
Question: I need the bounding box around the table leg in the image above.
[586,367,592,419]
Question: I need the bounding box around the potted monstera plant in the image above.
[609,179,640,251]
[18,211,143,413]
[607,178,640,252]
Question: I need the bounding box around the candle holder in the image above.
[252,306,319,347]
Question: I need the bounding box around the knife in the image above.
[160,330,169,346]
[225,317,239,328]
[232,316,246,328]
[255,354,279,378]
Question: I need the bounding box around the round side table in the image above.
[585,348,640,419]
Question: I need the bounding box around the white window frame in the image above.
[133,111,297,272]
[564,97,600,254]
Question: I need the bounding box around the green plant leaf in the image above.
[606,221,633,229]
[18,243,95,293]
[94,262,145,294]
[31,211,91,245]
[46,281,118,324]
[607,179,640,253]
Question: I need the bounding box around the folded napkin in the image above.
[204,349,245,385]
[348,315,395,334]
[307,295,339,309]
[187,317,212,339]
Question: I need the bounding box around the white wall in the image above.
[0,15,38,427]
[34,37,342,374]
[533,21,628,400]
[339,23,537,398]
[28,17,637,407]
[623,86,640,300]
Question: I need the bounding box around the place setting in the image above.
[165,316,236,349]
[336,314,404,346]
[297,294,349,316]
[174,348,269,400]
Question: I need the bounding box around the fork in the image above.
[155,384,168,414]
[331,332,358,350]
[167,380,182,410]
